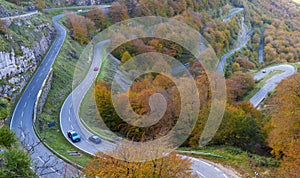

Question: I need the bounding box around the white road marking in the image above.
[21,132,25,139]
[21,111,24,117]
[214,167,222,172]
[39,73,42,77]
[196,171,206,178]
[200,160,212,167]
[69,117,71,122]
[192,158,212,167]
[20,121,22,127]
[38,156,45,163]
[71,125,74,130]
[69,109,71,115]
[51,168,61,175]
[24,102,27,107]
[223,173,229,178]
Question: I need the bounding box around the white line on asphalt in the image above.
[214,167,222,172]
[223,173,229,178]
[71,125,74,130]
[192,158,212,167]
[38,156,45,163]
[39,73,42,77]
[24,102,27,107]
[69,117,71,122]
[196,171,206,178]
[21,111,24,117]
[200,160,212,167]
[69,109,71,115]
[20,121,22,127]
[21,132,25,139]
[51,168,61,175]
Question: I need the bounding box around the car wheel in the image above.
[75,138,80,142]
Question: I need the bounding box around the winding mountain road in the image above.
[249,64,296,108]
[9,4,296,178]
[222,8,244,22]
[10,14,71,177]
[216,30,254,73]
[59,40,231,178]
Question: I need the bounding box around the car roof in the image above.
[92,135,99,139]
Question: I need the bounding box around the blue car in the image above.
[67,130,81,142]
[89,135,101,144]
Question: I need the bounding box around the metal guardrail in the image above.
[178,150,223,158]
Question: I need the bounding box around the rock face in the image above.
[62,0,113,6]
[0,4,23,18]
[0,17,54,98]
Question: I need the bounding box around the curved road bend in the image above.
[216,30,254,73]
[10,14,72,177]
[222,8,244,22]
[249,64,295,108]
[60,40,230,178]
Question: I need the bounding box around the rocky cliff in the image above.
[0,15,54,99]
[50,0,113,6]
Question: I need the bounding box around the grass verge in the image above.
[244,70,284,101]
[35,19,93,167]
[79,45,120,141]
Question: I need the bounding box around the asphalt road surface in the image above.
[249,64,295,108]
[222,8,244,22]
[59,40,230,178]
[10,14,76,177]
[216,30,254,73]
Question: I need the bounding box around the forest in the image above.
[1,0,298,176]
[58,0,300,176]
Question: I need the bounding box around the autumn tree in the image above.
[0,19,8,35]
[110,2,129,23]
[266,73,300,176]
[86,7,108,31]
[66,13,95,45]
[121,51,132,63]
[36,0,45,12]
[236,56,254,70]
[226,72,255,103]
[83,142,197,177]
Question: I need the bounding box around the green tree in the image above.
[0,98,9,120]
[210,103,266,152]
[0,149,36,178]
[0,126,16,148]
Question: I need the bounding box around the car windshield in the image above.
[72,132,78,136]
[92,136,99,139]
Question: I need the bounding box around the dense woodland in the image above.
[81,0,300,176]
[1,0,299,177]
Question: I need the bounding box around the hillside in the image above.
[0,1,54,100]
[0,0,299,177]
